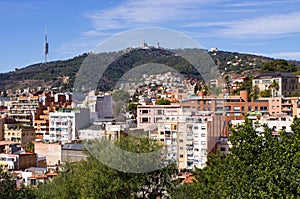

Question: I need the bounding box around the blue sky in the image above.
[1,0,300,73]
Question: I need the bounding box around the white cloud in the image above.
[221,12,300,37]
[186,21,234,28]
[268,52,300,60]
[84,0,218,34]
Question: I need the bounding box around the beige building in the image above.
[153,110,224,170]
[253,73,300,97]
[8,96,42,126]
[137,105,181,129]
[34,142,61,166]
[3,124,35,147]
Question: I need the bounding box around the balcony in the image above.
[186,136,193,140]
[282,108,291,112]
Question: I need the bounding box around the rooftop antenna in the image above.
[44,30,49,63]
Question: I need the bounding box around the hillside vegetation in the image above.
[0,48,299,92]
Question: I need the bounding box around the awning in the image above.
[0,161,8,166]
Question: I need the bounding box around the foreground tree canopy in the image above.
[35,136,178,199]
[173,117,300,198]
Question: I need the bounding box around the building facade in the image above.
[48,108,90,144]
[253,73,300,97]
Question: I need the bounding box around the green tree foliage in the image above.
[261,59,297,73]
[233,77,252,97]
[249,84,260,101]
[35,136,177,199]
[268,80,279,97]
[155,99,171,105]
[260,89,272,97]
[194,83,208,95]
[26,141,34,153]
[224,75,231,95]
[174,117,300,198]
[0,168,35,199]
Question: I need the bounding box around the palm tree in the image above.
[250,85,260,101]
[224,76,231,96]
[268,80,279,97]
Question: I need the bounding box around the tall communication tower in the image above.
[44,31,49,63]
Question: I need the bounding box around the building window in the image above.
[157,110,163,115]
[141,110,149,114]
[141,118,149,123]
[220,147,226,152]
[201,141,206,145]
[233,106,240,111]
[201,133,205,137]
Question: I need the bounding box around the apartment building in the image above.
[153,110,224,170]
[231,116,294,133]
[34,92,72,141]
[253,72,300,96]
[95,95,113,118]
[3,124,35,147]
[8,96,42,126]
[48,108,90,144]
[0,152,37,170]
[137,104,181,129]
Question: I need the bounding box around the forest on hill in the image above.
[0,48,299,92]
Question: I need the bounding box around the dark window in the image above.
[220,147,226,151]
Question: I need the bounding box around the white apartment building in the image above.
[231,116,294,133]
[152,109,224,170]
[47,108,90,144]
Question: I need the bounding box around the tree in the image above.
[35,136,178,198]
[260,89,272,97]
[26,141,34,153]
[268,80,279,97]
[249,84,260,101]
[176,117,300,198]
[0,168,35,198]
[155,99,171,105]
[224,75,231,96]
[261,59,297,73]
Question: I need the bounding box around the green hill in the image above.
[0,48,299,92]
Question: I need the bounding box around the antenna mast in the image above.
[44,30,49,63]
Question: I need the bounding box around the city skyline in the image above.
[1,0,300,73]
